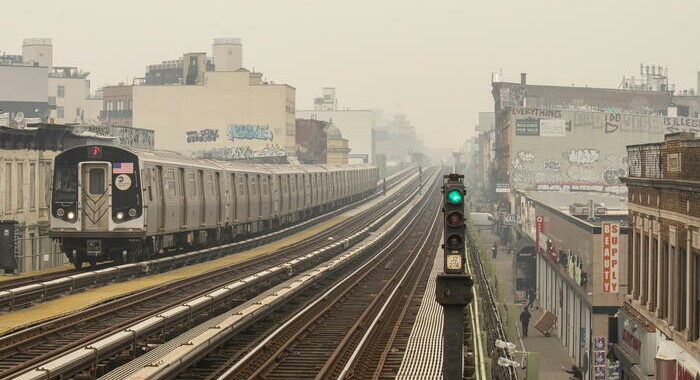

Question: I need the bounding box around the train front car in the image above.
[50,145,145,269]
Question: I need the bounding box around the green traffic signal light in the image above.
[446,189,463,204]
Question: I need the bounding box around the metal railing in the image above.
[11,235,67,274]
[466,222,519,380]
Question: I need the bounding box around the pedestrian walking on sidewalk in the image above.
[519,307,531,337]
[491,242,498,259]
[526,287,536,308]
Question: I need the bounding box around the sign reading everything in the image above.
[602,222,620,293]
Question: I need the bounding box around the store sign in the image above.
[539,119,566,137]
[503,213,517,226]
[602,223,620,293]
[515,118,540,136]
[535,216,544,254]
[496,183,510,193]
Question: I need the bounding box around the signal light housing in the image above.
[442,174,466,274]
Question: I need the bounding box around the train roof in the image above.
[60,145,375,174]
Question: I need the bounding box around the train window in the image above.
[250,177,257,195]
[53,164,77,201]
[188,172,196,196]
[165,170,176,198]
[88,168,105,194]
[238,181,245,196]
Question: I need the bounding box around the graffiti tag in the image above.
[568,149,599,165]
[227,125,273,141]
[186,128,219,143]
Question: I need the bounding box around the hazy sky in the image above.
[2,0,699,149]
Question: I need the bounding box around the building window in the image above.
[57,85,65,98]
[4,163,10,212]
[29,163,36,209]
[17,163,23,210]
[76,108,81,117]
[57,106,64,118]
[48,96,56,105]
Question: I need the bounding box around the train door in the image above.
[179,168,187,228]
[154,167,165,231]
[198,170,205,226]
[215,172,222,224]
[80,163,110,231]
[234,173,238,224]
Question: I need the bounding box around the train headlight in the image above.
[115,211,125,221]
[66,211,75,220]
[128,208,137,217]
[56,208,65,217]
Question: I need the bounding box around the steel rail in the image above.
[0,167,416,311]
[7,169,434,380]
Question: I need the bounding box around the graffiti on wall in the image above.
[193,146,253,160]
[192,144,286,161]
[568,149,599,165]
[227,124,273,141]
[73,125,154,149]
[186,128,219,143]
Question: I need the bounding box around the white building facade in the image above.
[48,67,101,124]
[132,70,296,159]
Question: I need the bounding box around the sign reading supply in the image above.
[602,222,620,293]
[515,118,540,136]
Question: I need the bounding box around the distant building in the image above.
[295,118,328,164]
[313,87,338,111]
[48,66,101,124]
[617,132,700,377]
[326,124,350,165]
[101,85,134,127]
[298,88,375,163]
[0,38,101,123]
[0,42,49,118]
[374,114,423,164]
[491,73,700,214]
[0,123,154,274]
[131,38,296,160]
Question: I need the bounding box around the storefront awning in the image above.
[656,340,700,377]
[612,344,653,380]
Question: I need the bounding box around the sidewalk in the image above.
[479,229,574,380]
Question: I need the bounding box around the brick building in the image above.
[295,118,328,164]
[618,132,700,378]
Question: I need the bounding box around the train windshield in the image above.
[54,164,78,201]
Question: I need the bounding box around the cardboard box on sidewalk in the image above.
[534,310,556,336]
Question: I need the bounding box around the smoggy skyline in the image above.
[2,0,699,150]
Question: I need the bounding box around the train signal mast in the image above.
[436,173,473,380]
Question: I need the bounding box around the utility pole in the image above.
[436,173,473,379]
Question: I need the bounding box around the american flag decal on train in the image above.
[113,163,133,174]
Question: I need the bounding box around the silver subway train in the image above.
[49,145,378,268]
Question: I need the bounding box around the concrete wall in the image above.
[296,109,375,163]
[0,149,66,273]
[506,107,700,192]
[133,71,296,159]
[48,77,92,123]
[0,65,48,117]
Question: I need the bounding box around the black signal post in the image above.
[436,173,473,380]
